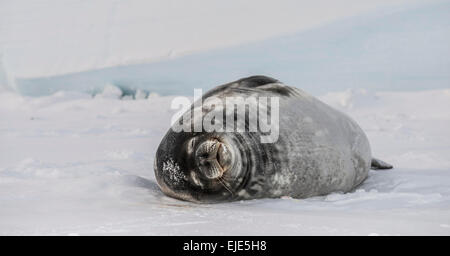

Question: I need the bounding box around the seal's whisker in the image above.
[222,174,235,183]
[218,177,234,196]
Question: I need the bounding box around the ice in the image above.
[0,88,449,235]
[0,0,449,236]
[1,0,422,79]
[94,84,123,99]
[9,0,450,96]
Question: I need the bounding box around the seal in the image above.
[154,76,392,203]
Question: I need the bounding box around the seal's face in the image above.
[154,130,240,203]
[194,137,233,179]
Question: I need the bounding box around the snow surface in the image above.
[1,88,449,235]
[12,0,450,96]
[1,0,425,79]
[1,0,449,236]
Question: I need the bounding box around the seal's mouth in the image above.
[195,139,232,179]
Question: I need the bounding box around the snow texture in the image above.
[9,0,450,96]
[0,0,449,235]
[1,0,423,79]
[0,89,449,235]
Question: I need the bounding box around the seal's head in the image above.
[154,76,281,202]
[154,130,249,203]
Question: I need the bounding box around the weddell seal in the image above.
[154,76,392,203]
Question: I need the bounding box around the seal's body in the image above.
[154,76,392,203]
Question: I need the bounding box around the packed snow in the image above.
[1,0,424,79]
[0,87,449,235]
[11,0,450,96]
[1,0,449,235]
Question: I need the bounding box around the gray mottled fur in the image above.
[154,76,387,203]
[238,83,371,199]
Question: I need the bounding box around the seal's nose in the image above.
[198,146,218,162]
[195,139,230,179]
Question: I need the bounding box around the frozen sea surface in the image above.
[0,88,449,235]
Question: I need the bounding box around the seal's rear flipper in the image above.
[371,158,393,170]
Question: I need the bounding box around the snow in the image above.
[94,84,124,99]
[11,0,450,96]
[0,89,449,235]
[1,0,449,236]
[0,0,430,79]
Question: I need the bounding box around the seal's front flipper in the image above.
[371,158,393,170]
